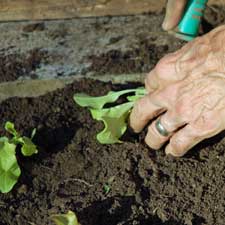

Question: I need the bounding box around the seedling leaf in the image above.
[103,184,111,194]
[20,137,38,156]
[51,211,80,225]
[91,102,134,144]
[74,87,146,144]
[0,139,21,193]
[5,121,19,138]
[0,122,38,193]
[5,122,38,156]
[0,137,9,142]
[74,89,141,110]
[31,128,37,140]
[127,87,147,102]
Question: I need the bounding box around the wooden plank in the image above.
[0,0,223,22]
[0,0,166,21]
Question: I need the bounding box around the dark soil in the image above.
[88,42,171,74]
[0,5,224,83]
[87,4,225,76]
[204,4,225,28]
[0,48,48,82]
[22,23,46,33]
[0,79,224,225]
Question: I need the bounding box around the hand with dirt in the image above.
[130,25,225,157]
[162,0,188,30]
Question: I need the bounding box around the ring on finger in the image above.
[155,117,170,137]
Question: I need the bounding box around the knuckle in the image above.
[145,70,161,91]
[144,74,154,90]
[204,52,219,71]
[154,56,171,75]
[196,114,220,135]
[154,62,163,76]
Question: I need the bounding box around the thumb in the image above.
[162,0,187,31]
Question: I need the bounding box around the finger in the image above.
[165,120,221,157]
[129,93,167,133]
[145,110,186,150]
[162,0,187,31]
[130,82,180,133]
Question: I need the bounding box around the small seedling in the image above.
[51,210,80,225]
[103,184,111,194]
[74,87,146,144]
[103,175,115,194]
[0,121,38,193]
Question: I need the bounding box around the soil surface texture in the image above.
[0,5,224,81]
[0,79,224,225]
[0,49,48,82]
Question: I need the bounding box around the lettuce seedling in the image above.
[51,211,80,225]
[74,87,146,144]
[0,139,21,194]
[5,122,37,156]
[0,122,38,193]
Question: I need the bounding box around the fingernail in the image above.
[162,20,169,31]
[165,145,173,155]
[162,19,174,31]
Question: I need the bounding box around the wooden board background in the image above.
[0,0,223,21]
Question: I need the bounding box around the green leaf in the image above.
[127,87,147,102]
[0,139,21,193]
[74,89,141,110]
[4,122,38,156]
[0,137,9,142]
[51,211,80,225]
[0,122,38,193]
[103,184,111,194]
[127,95,142,102]
[74,87,147,144]
[135,87,147,95]
[20,137,38,156]
[5,121,19,138]
[91,102,134,144]
[31,128,37,140]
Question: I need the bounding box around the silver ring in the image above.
[155,117,170,137]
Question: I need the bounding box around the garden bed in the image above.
[0,79,224,225]
[0,3,224,225]
[0,4,224,83]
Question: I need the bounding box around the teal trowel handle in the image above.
[177,0,208,40]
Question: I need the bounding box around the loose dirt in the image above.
[0,49,48,82]
[0,5,224,82]
[0,79,224,225]
[0,4,224,225]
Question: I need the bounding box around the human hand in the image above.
[129,25,225,157]
[162,0,188,31]
[145,25,225,93]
